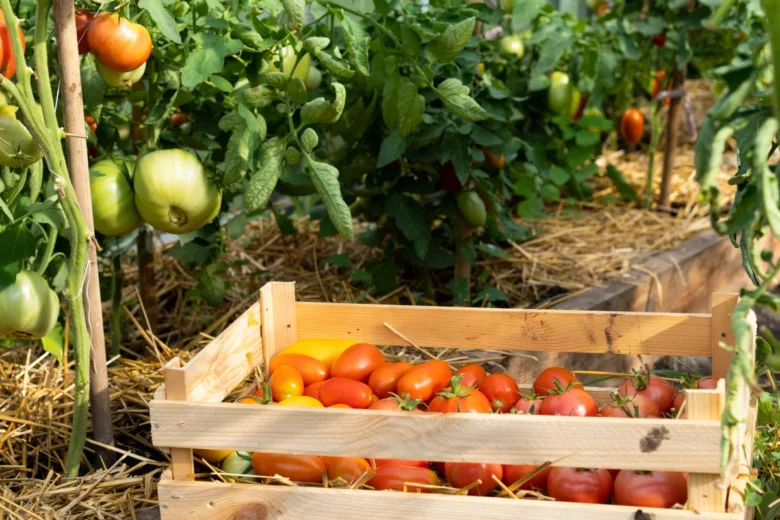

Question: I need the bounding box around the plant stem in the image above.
[644,104,662,206]
[34,0,58,133]
[36,226,58,275]
[763,0,780,132]
[110,255,123,357]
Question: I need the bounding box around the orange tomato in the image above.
[270,365,304,402]
[318,377,374,408]
[454,364,487,388]
[328,403,351,408]
[396,359,452,402]
[323,457,371,482]
[303,381,325,400]
[75,9,95,55]
[428,376,492,413]
[369,465,440,492]
[269,353,329,386]
[0,12,26,79]
[330,343,385,382]
[482,147,506,169]
[373,459,429,469]
[87,13,152,72]
[368,362,413,398]
[620,108,645,145]
[85,115,97,133]
[251,453,325,483]
[237,396,265,405]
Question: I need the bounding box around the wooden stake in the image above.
[454,217,472,306]
[659,67,685,208]
[52,0,115,466]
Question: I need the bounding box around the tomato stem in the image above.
[763,0,780,130]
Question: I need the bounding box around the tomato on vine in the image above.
[87,13,152,72]
[96,61,146,88]
[0,105,42,167]
[0,12,25,78]
[457,191,487,228]
[0,271,59,339]
[620,109,645,145]
[75,9,94,55]
[500,35,524,58]
[482,148,506,169]
[89,159,142,237]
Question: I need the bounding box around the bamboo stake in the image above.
[659,67,686,208]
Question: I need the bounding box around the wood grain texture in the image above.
[164,358,194,481]
[711,294,739,381]
[261,282,298,376]
[157,480,742,520]
[182,302,262,403]
[296,302,712,356]
[150,401,721,472]
[686,384,726,513]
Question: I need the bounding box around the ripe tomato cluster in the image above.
[204,342,716,506]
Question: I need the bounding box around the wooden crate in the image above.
[150,282,758,520]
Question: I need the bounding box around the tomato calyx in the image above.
[253,381,273,404]
[387,392,423,411]
[605,393,650,418]
[546,379,582,396]
[626,369,652,391]
[434,374,475,400]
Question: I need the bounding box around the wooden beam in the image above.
[163,358,194,481]
[260,282,298,376]
[686,384,726,513]
[711,293,739,381]
[150,401,721,473]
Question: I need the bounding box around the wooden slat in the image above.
[686,385,726,513]
[150,401,721,473]
[181,302,263,403]
[295,302,712,355]
[157,480,742,520]
[711,293,739,380]
[260,282,298,377]
[163,358,194,481]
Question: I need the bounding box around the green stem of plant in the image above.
[36,225,57,275]
[0,0,91,478]
[110,255,123,357]
[644,104,662,206]
[317,0,402,47]
[34,0,58,133]
[763,0,780,132]
[3,165,26,205]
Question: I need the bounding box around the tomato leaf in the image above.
[0,223,36,267]
[605,165,640,203]
[236,85,279,109]
[283,0,305,28]
[307,159,354,241]
[382,57,401,129]
[575,131,600,147]
[397,81,425,136]
[533,29,572,75]
[385,194,430,260]
[301,128,319,153]
[549,166,570,186]
[511,0,545,34]
[303,37,355,79]
[300,83,346,125]
[259,72,291,89]
[194,262,228,306]
[245,138,285,211]
[181,36,243,88]
[427,17,476,64]
[377,131,407,168]
[80,54,105,110]
[139,0,182,44]
[339,13,370,76]
[434,78,490,123]
[287,78,309,105]
[41,325,65,364]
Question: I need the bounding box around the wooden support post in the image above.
[53,0,115,466]
[711,293,739,381]
[260,282,299,377]
[686,384,726,513]
[164,358,194,481]
[659,67,685,208]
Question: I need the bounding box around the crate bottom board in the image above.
[157,479,744,520]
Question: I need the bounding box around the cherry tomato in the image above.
[85,115,97,133]
[440,161,462,193]
[397,359,452,402]
[547,467,613,504]
[369,395,422,411]
[614,470,687,508]
[618,374,675,414]
[512,395,542,415]
[482,147,506,169]
[87,13,153,72]
[600,394,660,418]
[303,381,325,400]
[502,464,552,491]
[269,353,329,386]
[251,453,325,483]
[277,396,324,408]
[532,367,579,397]
[0,13,25,79]
[369,465,440,492]
[653,34,667,47]
[620,108,645,145]
[540,387,598,417]
[368,362,413,398]
[373,459,429,469]
[331,343,385,382]
[454,364,486,388]
[672,392,685,414]
[445,462,503,496]
[75,9,94,55]
[270,365,304,402]
[428,375,492,413]
[323,457,371,482]
[479,373,519,413]
[696,376,720,389]
[170,110,188,127]
[318,377,374,408]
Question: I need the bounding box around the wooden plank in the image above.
[181,302,263,403]
[157,480,742,520]
[686,385,726,513]
[163,358,194,481]
[296,302,712,356]
[711,294,739,381]
[260,282,298,377]
[150,401,721,473]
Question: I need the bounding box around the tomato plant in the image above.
[532,367,579,397]
[396,360,452,402]
[547,467,613,504]
[618,374,675,415]
[318,377,374,408]
[445,462,503,496]
[369,465,440,492]
[331,343,385,382]
[613,470,687,508]
[428,375,492,413]
[251,453,325,483]
[269,354,329,386]
[454,363,486,388]
[540,387,598,417]
[479,373,519,412]
[270,365,305,402]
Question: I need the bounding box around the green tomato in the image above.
[457,191,487,228]
[266,45,311,82]
[0,271,59,339]
[96,61,146,88]
[134,149,222,234]
[500,35,525,58]
[548,71,573,116]
[305,66,322,92]
[569,87,584,120]
[90,159,141,236]
[0,106,42,167]
[117,123,131,141]
[222,451,253,478]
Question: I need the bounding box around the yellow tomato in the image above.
[277,395,325,408]
[280,339,356,368]
[266,45,311,82]
[194,449,231,463]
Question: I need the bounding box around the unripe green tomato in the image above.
[548,71,573,116]
[0,105,42,167]
[305,66,322,91]
[0,271,59,339]
[96,61,146,88]
[457,191,487,228]
[222,451,253,477]
[267,45,311,82]
[500,35,525,58]
[90,159,142,236]
[117,123,131,141]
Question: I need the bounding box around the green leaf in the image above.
[382,59,401,129]
[476,243,508,259]
[300,83,347,125]
[287,78,309,105]
[325,254,351,268]
[534,30,572,75]
[236,85,278,109]
[0,223,36,266]
[259,72,291,89]
[377,131,407,168]
[340,14,370,76]
[307,159,354,241]
[182,37,243,88]
[575,131,600,147]
[435,78,490,123]
[605,164,640,202]
[166,241,213,263]
[195,262,228,306]
[139,0,182,43]
[301,128,319,153]
[385,194,430,260]
[476,286,508,303]
[283,0,305,27]
[427,17,476,64]
[511,0,545,34]
[80,54,105,110]
[245,137,285,210]
[471,126,502,147]
[549,166,570,186]
[210,75,233,92]
[226,213,248,239]
[397,82,425,136]
[303,37,354,79]
[41,324,65,364]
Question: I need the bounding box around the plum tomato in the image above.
[479,373,519,413]
[318,377,374,408]
[303,381,326,400]
[368,362,413,398]
[277,396,324,408]
[373,459,429,469]
[614,470,687,508]
[331,343,385,382]
[428,375,492,413]
[454,363,487,388]
[501,464,552,492]
[369,395,422,411]
[547,467,613,504]
[396,359,452,402]
[269,353,329,386]
[532,367,579,397]
[323,457,371,482]
[251,453,325,483]
[620,108,645,145]
[445,462,503,496]
[539,387,598,417]
[369,465,440,492]
[270,365,304,402]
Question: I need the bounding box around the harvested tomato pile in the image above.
[196,340,722,508]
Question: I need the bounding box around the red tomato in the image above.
[318,377,374,409]
[619,374,675,414]
[85,115,97,133]
[672,392,685,415]
[303,381,325,400]
[614,470,687,508]
[512,395,542,415]
[75,9,94,55]
[270,365,304,402]
[547,467,613,504]
[323,457,371,482]
[479,373,519,412]
[620,108,645,145]
[600,394,660,418]
[269,353,329,386]
[0,12,25,79]
[368,362,413,398]
[540,387,598,417]
[328,403,351,408]
[696,376,720,389]
[397,359,452,402]
[251,453,325,483]
[170,110,188,127]
[369,395,422,411]
[653,34,667,47]
[369,465,440,492]
[501,464,552,491]
[331,343,385,382]
[454,364,486,388]
[373,459,429,469]
[482,148,506,169]
[87,13,153,72]
[428,376,492,413]
[533,367,579,397]
[440,161,462,193]
[445,462,503,496]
